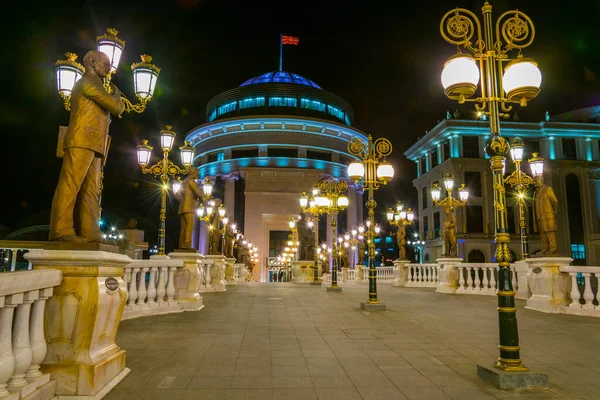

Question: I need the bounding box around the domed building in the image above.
[186,70,367,281]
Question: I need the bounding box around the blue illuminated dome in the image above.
[240,71,322,89]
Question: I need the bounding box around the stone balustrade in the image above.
[122,259,185,320]
[376,266,395,283]
[405,264,439,287]
[456,263,520,296]
[0,269,62,400]
[561,265,600,316]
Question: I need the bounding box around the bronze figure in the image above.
[533,176,558,255]
[208,200,222,254]
[396,224,407,260]
[49,50,124,243]
[358,239,366,265]
[443,208,457,257]
[175,167,203,250]
[297,213,314,260]
[224,220,235,258]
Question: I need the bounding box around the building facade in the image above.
[404,108,600,266]
[186,71,366,281]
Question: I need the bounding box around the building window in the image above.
[327,105,344,121]
[207,152,224,163]
[208,108,217,122]
[270,231,291,258]
[464,171,482,197]
[239,97,265,110]
[339,156,351,165]
[462,136,480,158]
[524,138,540,157]
[232,148,258,159]
[443,141,450,161]
[268,97,297,107]
[466,205,484,233]
[420,157,426,175]
[267,147,297,158]
[300,99,326,112]
[468,249,486,263]
[433,212,440,238]
[217,101,237,116]
[562,138,577,160]
[422,187,428,210]
[431,149,438,168]
[423,216,429,240]
[571,244,586,260]
[306,150,331,161]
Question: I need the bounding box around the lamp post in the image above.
[300,186,326,284]
[386,202,415,260]
[313,179,349,291]
[430,174,469,257]
[345,227,364,267]
[407,235,426,264]
[504,137,535,259]
[135,125,194,255]
[348,136,394,309]
[439,2,542,372]
[55,28,161,224]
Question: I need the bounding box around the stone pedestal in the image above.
[393,260,410,287]
[513,261,530,300]
[166,252,205,311]
[477,365,548,389]
[355,265,366,283]
[524,257,572,313]
[291,261,314,283]
[435,257,462,293]
[360,302,386,312]
[25,250,131,399]
[234,263,246,282]
[224,258,237,285]
[205,255,227,291]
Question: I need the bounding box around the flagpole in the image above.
[279,33,283,71]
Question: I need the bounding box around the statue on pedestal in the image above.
[340,247,349,269]
[224,220,235,258]
[175,167,203,250]
[533,176,559,256]
[208,200,222,255]
[358,240,366,265]
[396,224,407,260]
[49,50,124,243]
[297,213,315,260]
[443,208,457,257]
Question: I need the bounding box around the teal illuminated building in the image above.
[186,71,366,281]
[404,107,600,265]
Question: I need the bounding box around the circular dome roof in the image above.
[240,71,322,89]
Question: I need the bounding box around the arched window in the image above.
[424,254,430,262]
[468,249,486,263]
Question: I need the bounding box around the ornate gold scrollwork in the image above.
[440,8,484,53]
[374,138,393,158]
[348,137,367,157]
[496,10,535,52]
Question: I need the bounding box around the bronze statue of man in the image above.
[224,220,235,257]
[358,239,366,265]
[175,166,203,250]
[533,176,559,255]
[208,200,222,254]
[396,224,407,260]
[443,208,457,257]
[296,213,314,260]
[49,50,124,243]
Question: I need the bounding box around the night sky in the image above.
[2,0,599,250]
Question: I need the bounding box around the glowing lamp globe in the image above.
[376,162,394,182]
[458,184,469,202]
[311,187,319,196]
[503,58,541,102]
[399,210,407,220]
[396,202,404,212]
[508,139,524,162]
[223,217,229,225]
[160,125,176,151]
[202,178,214,197]
[180,141,195,167]
[431,184,442,202]
[348,161,365,181]
[289,219,296,229]
[407,209,414,221]
[55,53,84,100]
[338,196,349,208]
[394,213,401,222]
[96,28,125,73]
[528,153,545,177]
[299,194,308,208]
[231,223,236,231]
[374,225,381,234]
[218,206,226,218]
[197,208,205,217]
[131,54,160,100]
[206,205,213,215]
[443,175,455,191]
[386,208,394,221]
[441,54,480,100]
[136,140,153,165]
[172,178,182,194]
[315,196,329,207]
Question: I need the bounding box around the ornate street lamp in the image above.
[136,125,193,255]
[348,135,394,310]
[299,187,327,284]
[431,175,469,256]
[439,1,542,372]
[387,201,414,260]
[505,138,535,259]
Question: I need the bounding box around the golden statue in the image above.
[340,247,349,269]
[175,167,203,250]
[208,200,222,255]
[223,221,235,258]
[49,50,124,243]
[533,176,558,255]
[358,240,366,265]
[396,224,407,260]
[443,208,457,257]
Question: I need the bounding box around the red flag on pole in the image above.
[281,35,299,45]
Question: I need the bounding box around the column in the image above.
[197,221,209,255]
[356,189,364,223]
[326,214,333,273]
[437,143,443,165]
[192,217,200,253]
[424,152,431,172]
[347,185,358,267]
[224,176,235,218]
[416,159,421,177]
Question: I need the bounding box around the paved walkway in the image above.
[106,283,600,400]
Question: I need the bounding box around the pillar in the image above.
[224,176,235,219]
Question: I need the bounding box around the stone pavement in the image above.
[106,283,600,400]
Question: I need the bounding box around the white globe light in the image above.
[503,58,542,102]
[441,55,480,100]
[348,161,365,180]
[338,196,349,208]
[376,162,394,182]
